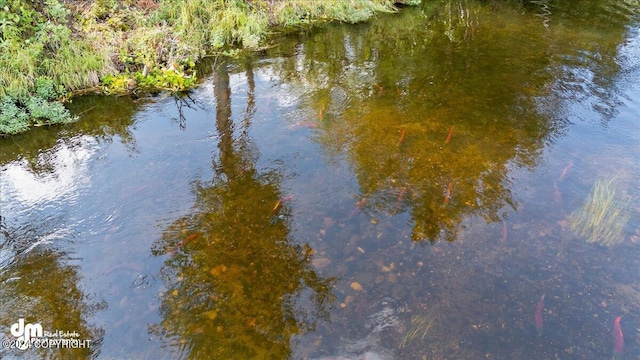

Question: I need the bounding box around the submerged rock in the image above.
[310,297,406,360]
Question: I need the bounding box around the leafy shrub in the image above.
[0,0,412,136]
[35,77,65,101]
[0,77,76,135]
[0,97,30,135]
[102,62,197,94]
[26,97,76,126]
[0,0,108,100]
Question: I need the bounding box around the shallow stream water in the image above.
[1,1,640,359]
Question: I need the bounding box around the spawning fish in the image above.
[271,200,283,214]
[612,315,624,360]
[558,161,573,182]
[396,187,408,210]
[397,128,407,147]
[553,181,562,203]
[445,126,455,144]
[290,122,318,129]
[349,197,368,218]
[169,233,198,254]
[443,182,453,204]
[501,223,507,242]
[534,293,545,336]
[271,195,295,214]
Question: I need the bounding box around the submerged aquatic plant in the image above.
[399,312,435,349]
[569,176,631,246]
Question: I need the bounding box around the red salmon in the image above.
[271,200,283,214]
[558,161,573,182]
[169,233,198,254]
[445,126,455,144]
[290,122,318,129]
[553,181,562,203]
[397,128,407,147]
[271,195,294,214]
[396,187,408,210]
[443,182,453,204]
[612,315,624,360]
[318,105,325,119]
[534,293,545,336]
[349,197,367,218]
[501,223,507,242]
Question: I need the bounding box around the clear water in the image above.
[1,1,639,359]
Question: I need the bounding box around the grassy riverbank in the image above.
[0,0,418,135]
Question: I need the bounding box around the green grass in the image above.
[271,0,397,26]
[0,0,108,99]
[157,0,395,51]
[569,176,632,246]
[0,0,413,135]
[0,0,107,134]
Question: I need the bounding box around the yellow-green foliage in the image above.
[102,63,197,94]
[2,0,406,100]
[0,0,415,135]
[0,0,104,134]
[0,0,108,99]
[271,0,397,26]
[570,176,632,246]
[159,0,398,50]
[159,0,269,50]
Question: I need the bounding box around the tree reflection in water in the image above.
[151,60,335,359]
[0,220,105,359]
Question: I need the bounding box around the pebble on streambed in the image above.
[350,282,363,291]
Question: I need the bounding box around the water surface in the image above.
[1,1,640,359]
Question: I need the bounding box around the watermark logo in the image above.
[10,319,42,350]
[3,318,91,350]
